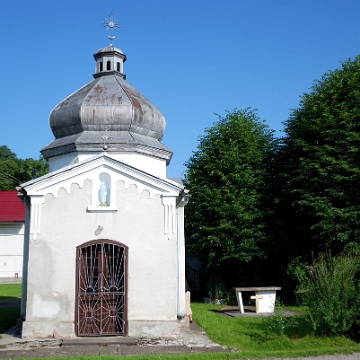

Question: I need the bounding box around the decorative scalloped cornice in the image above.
[21,154,183,199]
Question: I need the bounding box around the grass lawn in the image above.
[0,284,22,338]
[0,283,22,300]
[191,302,360,358]
[0,284,359,359]
[0,307,20,334]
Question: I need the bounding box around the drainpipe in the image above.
[17,189,30,319]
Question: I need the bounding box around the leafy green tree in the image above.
[278,56,360,257]
[0,158,20,190]
[0,145,17,160]
[0,145,48,190]
[18,157,49,183]
[184,109,275,284]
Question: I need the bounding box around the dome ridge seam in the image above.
[114,74,135,132]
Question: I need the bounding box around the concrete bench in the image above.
[232,287,281,313]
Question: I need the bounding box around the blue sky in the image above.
[1,0,360,178]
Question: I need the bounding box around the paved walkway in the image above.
[0,277,22,284]
[0,296,227,358]
[0,322,227,358]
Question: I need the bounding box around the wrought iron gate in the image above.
[76,240,127,336]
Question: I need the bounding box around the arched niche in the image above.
[98,172,111,207]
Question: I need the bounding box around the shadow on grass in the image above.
[0,296,21,301]
[0,307,20,333]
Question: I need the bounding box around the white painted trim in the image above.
[21,155,183,200]
[87,206,118,213]
[161,195,177,240]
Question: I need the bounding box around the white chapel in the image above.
[17,24,190,338]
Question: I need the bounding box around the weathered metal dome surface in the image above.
[42,45,172,163]
[95,45,124,55]
[49,74,166,140]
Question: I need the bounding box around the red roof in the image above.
[0,191,25,222]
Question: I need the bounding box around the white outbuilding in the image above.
[18,37,189,339]
[0,191,25,278]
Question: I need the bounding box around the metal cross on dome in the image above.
[102,13,121,43]
[98,127,112,151]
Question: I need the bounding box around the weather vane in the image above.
[102,13,121,44]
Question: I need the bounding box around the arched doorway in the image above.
[76,240,127,336]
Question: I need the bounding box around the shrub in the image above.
[294,251,360,337]
[263,298,287,337]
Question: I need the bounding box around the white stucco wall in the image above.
[48,152,167,179]
[22,174,184,338]
[0,223,24,277]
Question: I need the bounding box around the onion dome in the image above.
[41,45,172,164]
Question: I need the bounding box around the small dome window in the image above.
[107,61,111,70]
[117,62,120,72]
[99,62,103,72]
